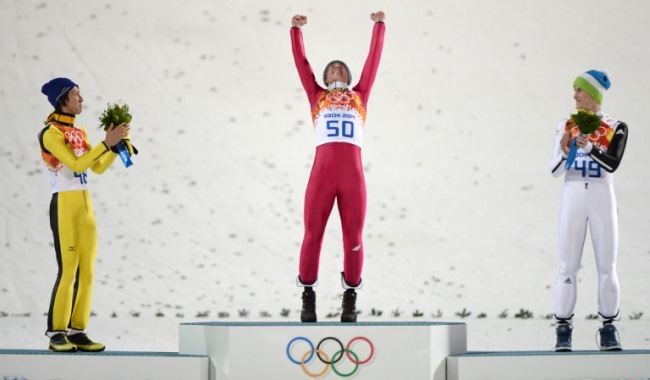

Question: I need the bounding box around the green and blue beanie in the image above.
[573,70,610,105]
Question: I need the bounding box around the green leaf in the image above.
[570,109,601,135]
[99,103,133,130]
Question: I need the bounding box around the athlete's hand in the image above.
[123,138,139,155]
[292,15,307,28]
[560,131,572,155]
[575,135,592,152]
[371,11,385,22]
[110,138,139,155]
[104,123,129,148]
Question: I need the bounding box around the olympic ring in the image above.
[301,349,330,378]
[287,337,314,365]
[331,349,359,377]
[64,130,86,146]
[326,91,355,104]
[346,336,374,364]
[286,336,374,378]
[593,125,608,138]
[572,124,610,140]
[316,337,344,364]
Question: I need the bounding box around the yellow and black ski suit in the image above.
[38,112,118,334]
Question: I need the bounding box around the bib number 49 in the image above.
[573,160,602,178]
[327,120,354,138]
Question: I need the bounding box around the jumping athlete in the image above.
[39,77,130,352]
[290,11,385,323]
[549,70,628,351]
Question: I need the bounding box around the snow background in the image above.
[1,0,649,352]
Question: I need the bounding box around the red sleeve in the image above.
[290,27,323,109]
[353,22,385,107]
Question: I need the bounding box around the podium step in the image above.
[179,321,467,380]
[0,349,208,380]
[447,349,650,380]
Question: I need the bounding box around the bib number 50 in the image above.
[327,120,354,138]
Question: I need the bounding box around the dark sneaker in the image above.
[598,324,622,351]
[300,287,317,323]
[67,332,105,352]
[341,289,357,323]
[48,333,77,352]
[554,323,572,352]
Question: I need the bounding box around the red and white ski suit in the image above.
[291,21,385,286]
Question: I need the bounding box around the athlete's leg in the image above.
[588,183,620,321]
[47,192,81,333]
[554,182,588,321]
[336,145,366,287]
[298,147,337,285]
[70,190,98,331]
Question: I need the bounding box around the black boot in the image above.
[301,287,317,322]
[341,289,357,323]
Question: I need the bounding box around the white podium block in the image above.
[179,321,466,380]
[447,350,650,380]
[0,349,208,380]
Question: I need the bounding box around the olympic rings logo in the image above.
[286,336,374,378]
[326,91,355,105]
[64,129,87,148]
[583,125,610,140]
[571,124,610,140]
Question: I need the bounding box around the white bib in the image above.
[312,89,366,147]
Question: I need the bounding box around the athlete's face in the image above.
[325,63,349,86]
[61,87,83,115]
[573,86,599,112]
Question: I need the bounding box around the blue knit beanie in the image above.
[41,77,77,108]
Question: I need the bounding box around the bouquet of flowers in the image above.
[99,103,135,168]
[570,108,601,135]
[99,103,132,130]
[565,108,601,169]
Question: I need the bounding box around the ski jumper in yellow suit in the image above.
[38,111,118,334]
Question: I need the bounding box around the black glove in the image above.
[110,139,138,155]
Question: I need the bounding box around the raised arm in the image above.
[290,14,321,107]
[353,11,386,103]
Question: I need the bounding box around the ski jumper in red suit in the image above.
[291,21,385,287]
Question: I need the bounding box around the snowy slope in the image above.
[1,0,650,351]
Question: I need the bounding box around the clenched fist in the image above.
[292,14,307,28]
[371,11,385,22]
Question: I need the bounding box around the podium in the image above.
[179,321,467,380]
[447,350,650,380]
[0,349,207,380]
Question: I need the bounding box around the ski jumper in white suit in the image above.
[549,112,628,323]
